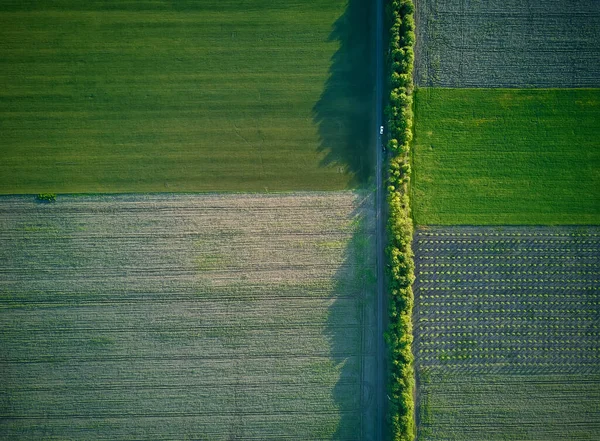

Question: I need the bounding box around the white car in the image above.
[379,125,384,135]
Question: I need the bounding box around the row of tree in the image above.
[384,1,416,440]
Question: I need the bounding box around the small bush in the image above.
[36,193,56,202]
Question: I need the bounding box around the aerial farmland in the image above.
[0,0,381,440]
[411,0,600,439]
[0,0,374,193]
[0,193,378,439]
[1,0,599,440]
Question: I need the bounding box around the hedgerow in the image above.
[384,1,416,440]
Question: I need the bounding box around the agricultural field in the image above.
[414,0,600,87]
[0,192,378,440]
[412,88,600,225]
[413,226,600,440]
[417,372,600,441]
[0,0,374,193]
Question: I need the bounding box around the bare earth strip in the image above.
[413,226,600,440]
[415,0,600,87]
[0,192,377,440]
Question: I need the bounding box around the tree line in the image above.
[384,1,416,440]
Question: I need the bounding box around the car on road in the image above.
[379,125,384,135]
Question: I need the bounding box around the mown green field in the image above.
[412,88,600,225]
[0,0,374,193]
[0,193,377,440]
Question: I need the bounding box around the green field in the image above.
[0,193,377,440]
[412,88,600,225]
[417,371,600,441]
[0,0,374,193]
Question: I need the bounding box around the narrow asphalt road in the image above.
[374,0,385,439]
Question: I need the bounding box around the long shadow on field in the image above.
[313,0,375,187]
[326,193,378,439]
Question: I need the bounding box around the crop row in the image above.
[419,247,598,253]
[419,262,598,267]
[420,278,598,283]
[419,286,598,291]
[419,255,597,260]
[418,232,600,237]
[420,332,599,338]
[420,300,600,307]
[420,341,599,348]
[420,316,594,322]
[419,239,599,245]
[419,270,598,275]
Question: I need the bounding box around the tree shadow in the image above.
[326,192,378,440]
[313,0,375,187]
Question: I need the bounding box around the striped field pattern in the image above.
[0,193,377,440]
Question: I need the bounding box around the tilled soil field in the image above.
[0,192,377,440]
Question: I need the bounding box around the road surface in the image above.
[374,0,385,439]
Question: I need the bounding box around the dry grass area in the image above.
[0,192,377,440]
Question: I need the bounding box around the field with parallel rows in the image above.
[0,0,374,193]
[413,226,600,440]
[0,193,377,440]
[414,0,600,87]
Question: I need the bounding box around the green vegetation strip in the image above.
[0,0,373,193]
[0,193,378,440]
[384,1,416,440]
[412,88,600,225]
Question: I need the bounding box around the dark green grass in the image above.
[417,371,600,441]
[0,0,374,193]
[412,88,600,225]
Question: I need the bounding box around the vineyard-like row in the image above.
[414,226,600,373]
[0,193,377,440]
[414,0,600,87]
[413,226,600,440]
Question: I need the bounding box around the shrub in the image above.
[36,193,56,202]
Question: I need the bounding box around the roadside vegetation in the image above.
[412,88,600,225]
[384,1,416,440]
